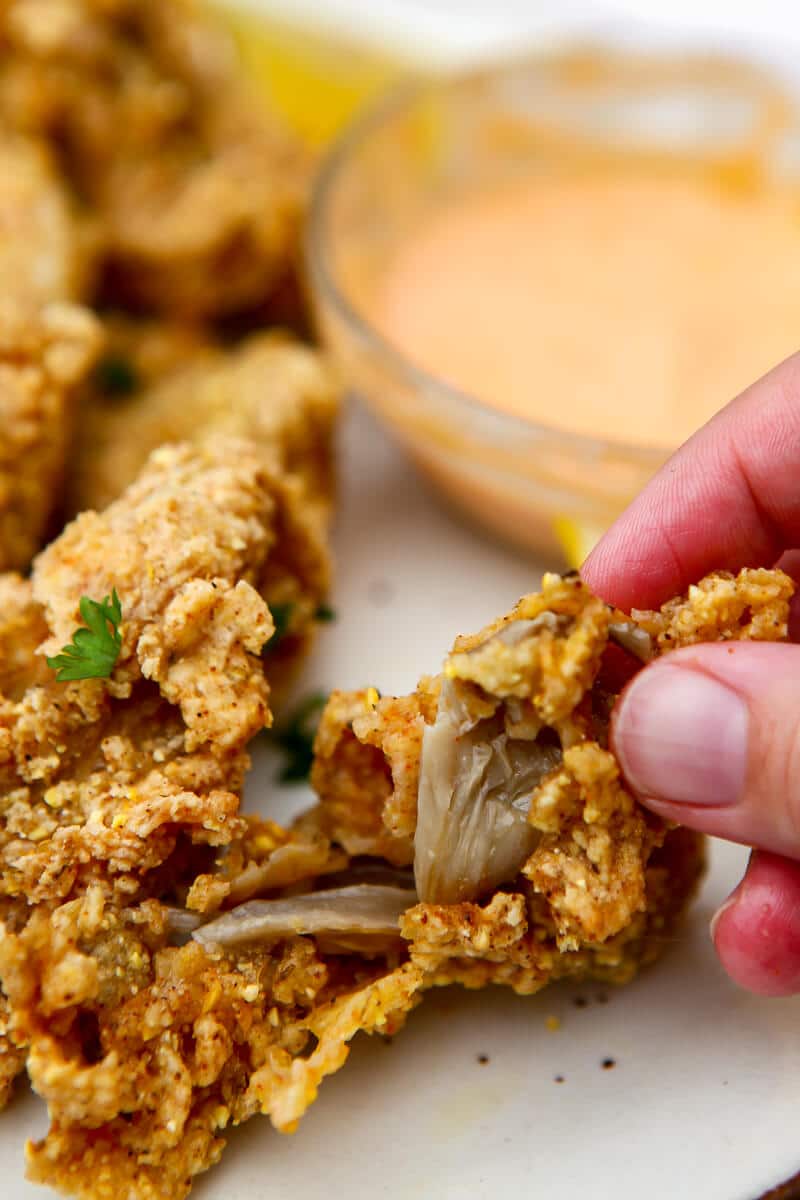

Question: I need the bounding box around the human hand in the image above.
[581,354,800,996]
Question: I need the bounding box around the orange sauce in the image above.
[375,169,800,448]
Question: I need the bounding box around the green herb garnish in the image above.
[46,591,123,681]
[265,602,335,654]
[93,354,140,399]
[266,602,294,651]
[269,691,327,784]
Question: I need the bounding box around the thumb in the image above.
[611,642,800,858]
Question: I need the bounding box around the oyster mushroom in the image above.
[608,620,654,663]
[192,883,417,954]
[414,617,567,905]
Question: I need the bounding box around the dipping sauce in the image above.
[310,48,800,560]
[376,170,800,448]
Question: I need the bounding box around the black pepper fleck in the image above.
[601,1058,616,1070]
[477,1054,489,1065]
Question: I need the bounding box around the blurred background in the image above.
[228,0,800,565]
[220,0,800,142]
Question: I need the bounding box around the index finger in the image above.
[581,351,800,611]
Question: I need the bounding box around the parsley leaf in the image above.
[266,602,294,651]
[46,590,123,681]
[265,602,335,654]
[268,691,328,784]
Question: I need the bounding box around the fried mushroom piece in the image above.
[0,301,101,572]
[0,0,309,318]
[67,328,338,699]
[1,884,422,1200]
[2,570,789,1200]
[0,438,296,910]
[0,438,290,1111]
[69,331,337,516]
[311,568,794,989]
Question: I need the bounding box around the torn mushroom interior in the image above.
[607,620,654,663]
[414,617,570,905]
[193,884,417,955]
[178,580,649,937]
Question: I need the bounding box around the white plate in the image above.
[3,404,799,1200]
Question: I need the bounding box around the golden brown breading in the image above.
[632,567,794,649]
[1,881,421,1200]
[0,439,286,908]
[0,301,101,572]
[0,437,287,1111]
[308,574,681,992]
[310,569,794,993]
[67,329,338,696]
[0,573,50,698]
[3,569,788,1200]
[186,815,348,915]
[69,329,337,515]
[0,988,25,1107]
[399,827,704,994]
[0,138,90,307]
[309,685,438,867]
[0,0,309,318]
[312,569,793,877]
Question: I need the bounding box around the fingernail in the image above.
[614,665,748,807]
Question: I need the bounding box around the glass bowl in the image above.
[305,46,798,560]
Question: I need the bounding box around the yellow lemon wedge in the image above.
[552,516,607,570]
[211,4,405,146]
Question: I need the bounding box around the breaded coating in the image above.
[67,328,338,696]
[0,572,49,698]
[0,989,25,1108]
[401,826,704,995]
[309,685,439,867]
[0,439,291,906]
[0,438,285,1110]
[68,329,337,529]
[632,567,794,649]
[0,0,309,318]
[0,301,101,572]
[0,138,90,307]
[1,569,788,1200]
[15,859,412,1193]
[311,568,794,990]
[1,875,421,1200]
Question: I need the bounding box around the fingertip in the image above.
[712,851,800,997]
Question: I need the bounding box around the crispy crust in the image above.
[632,567,794,648]
[311,569,793,993]
[68,330,337,516]
[67,328,338,700]
[0,302,101,571]
[1,568,791,1200]
[0,440,290,902]
[4,887,421,1200]
[309,684,439,867]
